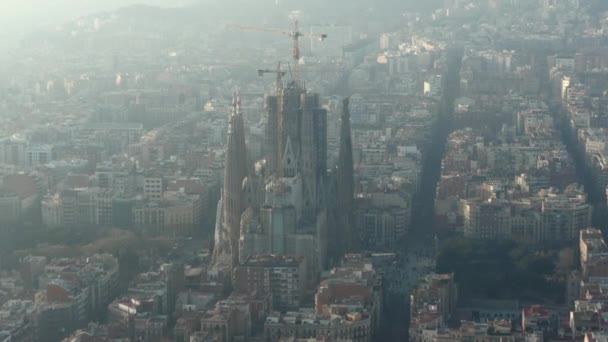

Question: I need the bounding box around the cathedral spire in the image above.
[336,97,355,257]
[211,190,225,265]
[215,92,248,269]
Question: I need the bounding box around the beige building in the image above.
[0,136,27,166]
[417,320,516,342]
[541,190,592,242]
[264,254,381,342]
[462,199,512,240]
[410,273,458,342]
[133,190,202,236]
[144,176,163,200]
[579,228,608,279]
[233,255,306,311]
[41,194,62,228]
[355,191,412,248]
[41,188,115,228]
[460,186,591,243]
[77,188,114,226]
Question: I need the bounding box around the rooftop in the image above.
[240,254,303,268]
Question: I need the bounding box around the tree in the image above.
[436,238,564,302]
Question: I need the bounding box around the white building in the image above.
[387,52,419,76]
[380,33,397,50]
[0,136,27,166]
[144,176,163,200]
[25,144,55,166]
[424,74,443,97]
[0,191,21,225]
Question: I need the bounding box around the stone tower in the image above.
[215,94,248,268]
[335,97,355,257]
[277,82,304,176]
[301,93,321,224]
[265,82,328,225]
[263,95,279,174]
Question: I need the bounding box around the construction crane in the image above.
[228,20,327,80]
[257,61,349,96]
[257,62,287,92]
[257,61,346,94]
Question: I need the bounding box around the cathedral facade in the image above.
[212,84,354,287]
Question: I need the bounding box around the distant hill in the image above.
[276,0,443,12]
[0,0,195,38]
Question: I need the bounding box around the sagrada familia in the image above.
[211,80,354,283]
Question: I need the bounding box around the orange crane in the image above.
[228,20,327,80]
[257,62,287,92]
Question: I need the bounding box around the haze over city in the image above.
[1,0,608,341]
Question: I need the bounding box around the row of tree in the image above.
[436,238,572,303]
